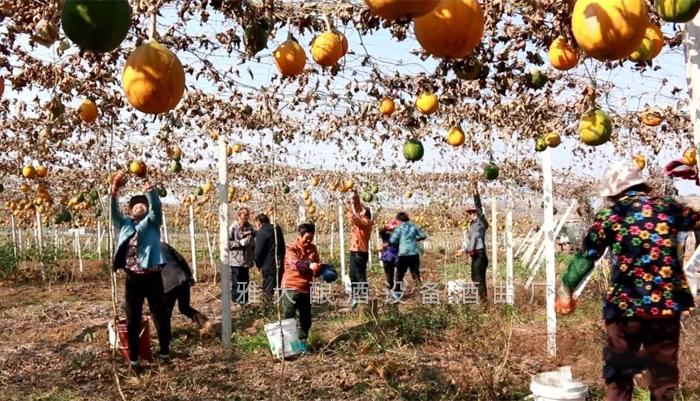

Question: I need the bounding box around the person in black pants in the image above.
[253,213,285,298]
[457,180,489,302]
[389,212,427,298]
[160,242,211,334]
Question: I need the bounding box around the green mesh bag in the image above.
[561,253,595,293]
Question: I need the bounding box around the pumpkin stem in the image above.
[285,18,295,41]
[323,14,334,32]
[149,10,158,41]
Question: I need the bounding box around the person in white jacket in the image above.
[229,207,255,304]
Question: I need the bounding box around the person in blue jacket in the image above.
[389,212,427,298]
[111,170,169,370]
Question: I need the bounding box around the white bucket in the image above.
[687,272,700,297]
[342,274,352,295]
[530,366,588,401]
[108,320,118,350]
[264,318,304,359]
[447,279,468,304]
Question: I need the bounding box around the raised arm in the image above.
[146,188,162,227]
[110,194,126,229]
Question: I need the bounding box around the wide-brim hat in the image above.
[599,160,648,197]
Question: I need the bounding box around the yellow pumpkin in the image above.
[571,0,649,61]
[78,98,98,123]
[545,132,561,148]
[683,147,697,166]
[379,97,395,116]
[414,0,484,59]
[446,126,465,146]
[311,177,321,186]
[122,41,185,114]
[226,145,233,157]
[633,154,646,170]
[233,143,243,153]
[274,38,306,77]
[628,23,664,62]
[311,31,346,67]
[639,109,664,127]
[416,92,438,115]
[22,165,36,179]
[364,0,440,20]
[548,36,579,70]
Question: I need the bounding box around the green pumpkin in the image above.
[579,109,612,146]
[282,184,290,194]
[170,160,182,173]
[535,136,547,152]
[369,184,379,194]
[454,60,483,80]
[195,187,204,196]
[484,163,500,181]
[403,138,424,162]
[244,21,269,56]
[361,192,374,203]
[526,69,548,90]
[157,187,168,198]
[89,190,99,202]
[657,0,700,22]
[61,0,132,53]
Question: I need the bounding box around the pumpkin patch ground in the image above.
[3,0,700,399]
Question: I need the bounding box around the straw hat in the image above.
[599,160,648,197]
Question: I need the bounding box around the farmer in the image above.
[281,223,323,351]
[253,213,285,298]
[228,207,255,305]
[379,218,400,293]
[347,190,373,307]
[389,212,427,298]
[456,180,489,301]
[160,242,211,334]
[111,170,170,369]
[556,160,700,401]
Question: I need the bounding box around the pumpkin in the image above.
[369,183,379,194]
[579,108,612,146]
[454,60,483,80]
[311,31,346,67]
[61,0,131,53]
[157,187,168,198]
[403,139,424,161]
[22,165,36,179]
[361,192,374,203]
[571,0,649,61]
[243,21,269,56]
[682,147,697,166]
[282,184,290,194]
[628,23,664,62]
[170,160,182,173]
[639,109,664,126]
[78,98,98,123]
[122,41,185,114]
[416,92,438,115]
[379,97,395,116]
[526,70,548,89]
[363,0,440,20]
[274,37,306,77]
[129,160,147,177]
[545,132,561,148]
[36,166,48,178]
[446,126,465,146]
[414,0,484,59]
[535,137,547,152]
[548,36,579,70]
[633,154,646,170]
[311,177,321,186]
[657,0,700,22]
[484,163,499,180]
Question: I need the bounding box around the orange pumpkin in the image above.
[364,0,440,20]
[379,97,395,116]
[274,37,306,77]
[78,98,98,123]
[414,0,484,59]
[416,92,438,115]
[122,41,185,114]
[571,0,649,61]
[639,109,664,126]
[629,23,664,62]
[548,36,579,70]
[311,31,346,67]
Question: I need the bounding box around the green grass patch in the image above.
[235,331,269,354]
[28,389,83,401]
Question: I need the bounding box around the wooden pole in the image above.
[521,229,543,264]
[542,149,557,358]
[189,203,198,281]
[18,228,23,253]
[491,196,498,283]
[218,138,232,349]
[506,188,514,304]
[525,202,576,288]
[338,203,346,276]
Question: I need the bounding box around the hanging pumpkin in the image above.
[415,92,438,115]
[628,23,664,62]
[311,31,346,67]
[379,97,395,116]
[446,126,465,146]
[571,0,649,61]
[414,0,484,59]
[548,36,579,71]
[78,98,98,123]
[579,109,612,146]
[639,109,664,126]
[633,154,646,170]
[363,0,440,20]
[657,0,700,22]
[403,139,424,161]
[61,0,132,53]
[122,41,185,114]
[274,36,306,77]
[243,20,269,56]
